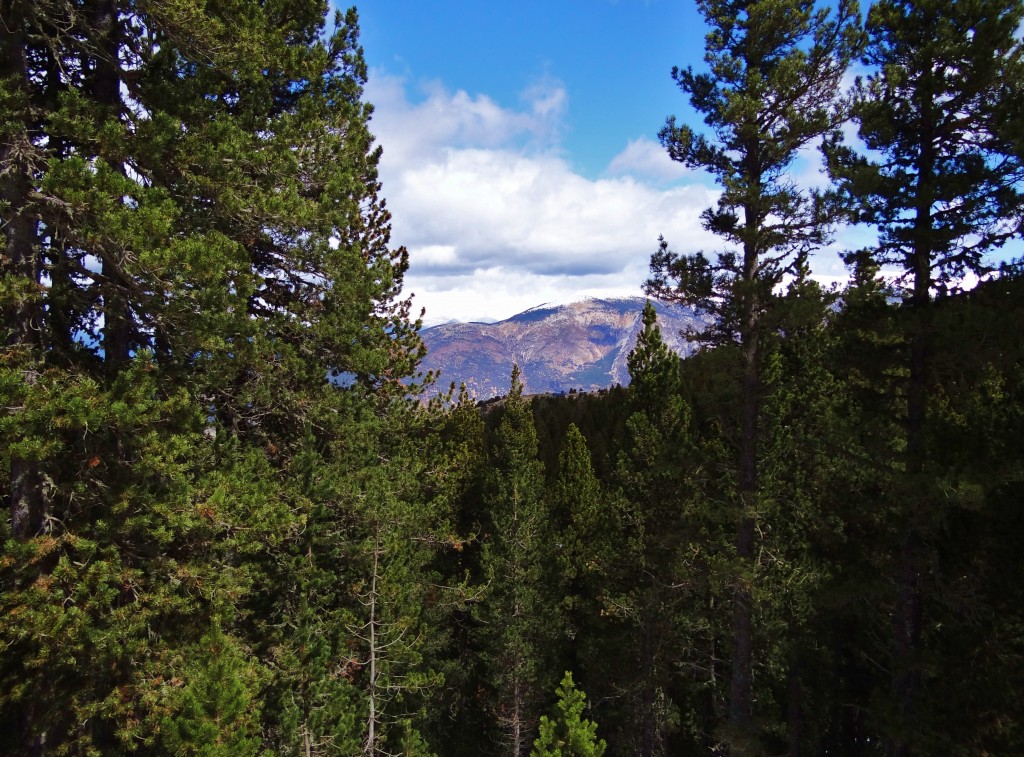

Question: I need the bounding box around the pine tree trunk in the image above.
[511,675,523,757]
[729,231,761,753]
[889,98,937,757]
[2,0,47,541]
[639,614,661,757]
[365,542,380,757]
[91,0,132,372]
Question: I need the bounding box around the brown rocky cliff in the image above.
[420,297,707,399]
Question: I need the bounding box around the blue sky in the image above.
[357,0,706,179]
[345,1,854,323]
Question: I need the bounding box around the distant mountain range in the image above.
[419,297,709,399]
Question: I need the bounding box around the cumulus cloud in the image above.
[365,71,724,323]
[790,70,866,192]
[407,267,659,325]
[367,72,565,162]
[606,137,694,183]
[394,150,718,270]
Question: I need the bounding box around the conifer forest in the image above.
[3,0,1024,754]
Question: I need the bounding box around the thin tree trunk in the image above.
[729,244,761,752]
[2,0,47,541]
[888,90,936,757]
[512,675,523,757]
[91,0,131,372]
[365,540,379,757]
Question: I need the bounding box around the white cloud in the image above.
[606,137,694,182]
[412,244,459,268]
[367,72,565,163]
[366,71,723,323]
[409,266,661,325]
[393,149,717,266]
[791,135,830,190]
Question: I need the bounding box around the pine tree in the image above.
[552,423,611,651]
[826,2,1024,751]
[420,385,492,754]
[0,2,426,752]
[647,2,862,751]
[347,407,455,757]
[531,672,607,757]
[477,366,561,756]
[548,423,620,744]
[611,303,703,755]
[921,270,1024,753]
[161,623,266,757]
[754,275,858,753]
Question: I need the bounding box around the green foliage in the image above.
[553,424,610,604]
[597,306,708,754]
[531,672,606,757]
[0,357,217,752]
[649,2,863,751]
[530,387,630,483]
[4,1,1024,755]
[161,623,266,757]
[476,366,562,754]
[1,1,431,753]
[826,2,1024,750]
[828,0,1024,289]
[626,303,683,410]
[651,0,863,341]
[547,423,621,748]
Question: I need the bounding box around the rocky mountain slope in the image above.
[420,297,708,399]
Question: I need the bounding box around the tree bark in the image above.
[364,541,379,757]
[729,200,762,753]
[2,0,47,541]
[91,0,132,372]
[888,78,937,757]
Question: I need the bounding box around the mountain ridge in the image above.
[419,296,708,399]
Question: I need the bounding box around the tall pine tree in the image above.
[476,366,561,757]
[1,2,426,752]
[826,1,1024,751]
[647,2,862,751]
[612,303,698,755]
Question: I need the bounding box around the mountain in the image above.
[419,297,708,399]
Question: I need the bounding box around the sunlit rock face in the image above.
[420,297,708,399]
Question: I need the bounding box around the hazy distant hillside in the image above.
[420,297,708,399]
